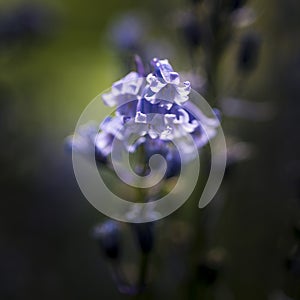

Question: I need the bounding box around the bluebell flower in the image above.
[144,58,191,108]
[66,122,107,163]
[102,72,143,107]
[69,58,219,179]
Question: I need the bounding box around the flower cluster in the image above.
[70,58,218,178]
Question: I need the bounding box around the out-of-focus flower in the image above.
[237,31,261,73]
[65,122,108,164]
[175,11,202,49]
[92,220,121,260]
[132,222,155,254]
[143,39,175,65]
[0,3,56,47]
[231,7,257,28]
[222,0,248,12]
[109,13,147,52]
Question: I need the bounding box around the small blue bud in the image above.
[237,32,261,73]
[132,222,154,254]
[93,220,121,260]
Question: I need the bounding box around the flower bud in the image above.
[237,32,261,73]
[92,220,121,260]
[109,13,145,52]
[0,3,55,45]
[132,222,154,254]
[179,12,202,49]
[231,0,248,11]
[222,0,248,12]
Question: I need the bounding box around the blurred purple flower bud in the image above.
[0,3,56,46]
[237,32,261,73]
[142,139,181,178]
[222,0,248,12]
[231,7,256,28]
[132,222,154,254]
[92,220,121,260]
[230,0,248,11]
[109,13,146,52]
[179,12,202,49]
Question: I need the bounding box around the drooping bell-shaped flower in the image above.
[144,58,191,109]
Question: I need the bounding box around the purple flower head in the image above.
[69,58,219,179]
[144,58,191,108]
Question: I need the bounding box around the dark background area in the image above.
[0,0,300,299]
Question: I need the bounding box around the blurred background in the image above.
[0,0,300,299]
